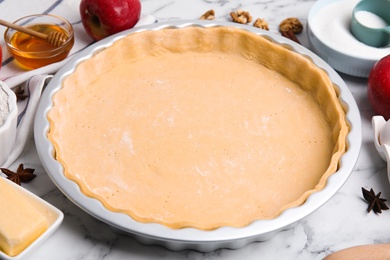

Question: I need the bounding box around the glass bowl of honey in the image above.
[4,14,74,70]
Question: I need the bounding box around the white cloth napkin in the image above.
[1,75,52,168]
[0,15,156,169]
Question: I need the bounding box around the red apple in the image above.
[368,54,390,120]
[80,0,141,41]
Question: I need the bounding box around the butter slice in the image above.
[0,178,48,256]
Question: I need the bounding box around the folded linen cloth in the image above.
[0,15,156,169]
[1,75,52,168]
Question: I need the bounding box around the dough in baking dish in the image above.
[48,26,348,230]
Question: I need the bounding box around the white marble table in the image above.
[1,0,390,259]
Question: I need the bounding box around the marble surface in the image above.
[1,0,390,259]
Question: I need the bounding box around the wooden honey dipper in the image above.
[0,18,68,47]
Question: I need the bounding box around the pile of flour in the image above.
[0,86,10,127]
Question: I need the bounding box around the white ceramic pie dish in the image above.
[0,81,17,166]
[34,20,362,252]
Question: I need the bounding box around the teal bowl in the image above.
[351,0,390,47]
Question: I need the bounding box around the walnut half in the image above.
[279,17,303,44]
[230,10,252,24]
[253,18,269,30]
[200,10,215,20]
[279,17,303,34]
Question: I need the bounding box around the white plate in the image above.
[34,20,362,252]
[307,0,390,78]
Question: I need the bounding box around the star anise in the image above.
[13,85,28,101]
[0,164,36,185]
[362,187,389,214]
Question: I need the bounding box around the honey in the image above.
[6,23,74,69]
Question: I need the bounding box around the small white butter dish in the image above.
[0,81,17,166]
[0,177,64,260]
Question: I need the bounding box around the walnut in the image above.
[230,10,252,24]
[279,17,303,34]
[200,9,215,20]
[253,18,269,30]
